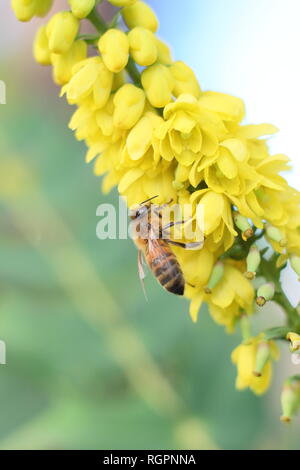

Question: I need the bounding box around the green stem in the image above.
[240,314,252,342]
[259,255,300,332]
[126,57,142,86]
[87,7,142,86]
[87,8,108,34]
[274,291,300,332]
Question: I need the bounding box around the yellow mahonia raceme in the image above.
[12,0,300,417]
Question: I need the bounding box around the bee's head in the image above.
[130,204,149,220]
[129,196,158,220]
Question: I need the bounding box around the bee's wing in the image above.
[138,250,148,301]
[147,237,169,260]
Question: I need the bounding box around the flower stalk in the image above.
[11,0,300,421]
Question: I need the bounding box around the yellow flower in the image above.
[113,84,146,130]
[51,40,87,85]
[186,261,253,326]
[122,1,159,32]
[192,189,235,236]
[68,0,95,19]
[193,139,260,196]
[231,335,279,395]
[209,263,254,331]
[287,332,300,352]
[176,247,215,293]
[33,26,51,66]
[156,94,225,168]
[46,11,79,55]
[128,27,158,66]
[170,61,201,99]
[141,64,174,108]
[94,142,177,206]
[12,0,53,22]
[199,91,245,123]
[118,165,178,207]
[69,97,123,163]
[98,29,129,73]
[124,111,163,162]
[61,57,113,108]
[190,189,237,252]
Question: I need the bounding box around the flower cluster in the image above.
[12,0,300,420]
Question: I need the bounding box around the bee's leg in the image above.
[162,218,192,232]
[186,282,196,288]
[165,239,203,250]
[138,251,148,301]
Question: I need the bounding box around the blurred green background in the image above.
[0,1,300,450]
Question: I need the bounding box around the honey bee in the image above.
[131,196,201,296]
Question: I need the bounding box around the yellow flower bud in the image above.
[204,262,224,294]
[280,377,300,423]
[170,61,201,99]
[128,27,157,66]
[245,245,261,280]
[253,341,271,377]
[98,29,129,73]
[108,0,137,6]
[12,0,53,22]
[122,1,159,32]
[256,283,275,307]
[265,224,286,247]
[113,84,145,129]
[287,332,300,352]
[47,12,79,54]
[33,26,51,65]
[51,40,87,85]
[141,64,174,108]
[68,0,95,19]
[233,212,253,241]
[156,38,172,65]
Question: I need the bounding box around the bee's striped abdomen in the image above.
[149,244,185,296]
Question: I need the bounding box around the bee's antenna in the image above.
[139,195,159,206]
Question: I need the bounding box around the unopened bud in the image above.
[122,1,159,33]
[33,25,51,65]
[141,64,174,108]
[170,61,201,99]
[287,332,300,352]
[233,213,253,241]
[290,255,300,281]
[46,11,79,55]
[128,27,158,67]
[280,376,300,423]
[256,283,275,307]
[253,341,271,377]
[68,0,95,18]
[98,29,129,73]
[266,224,287,247]
[113,84,145,129]
[204,262,224,294]
[245,245,261,280]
